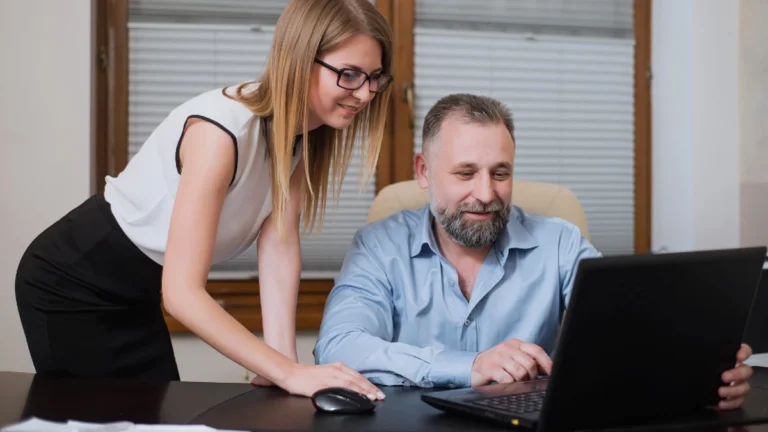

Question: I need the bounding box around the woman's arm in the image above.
[161,118,294,384]
[161,119,383,399]
[257,165,306,362]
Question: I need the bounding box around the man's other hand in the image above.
[718,343,754,411]
[470,339,553,387]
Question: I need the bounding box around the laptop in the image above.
[421,247,767,431]
[743,262,768,354]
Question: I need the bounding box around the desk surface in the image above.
[2,368,768,432]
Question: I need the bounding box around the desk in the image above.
[2,369,768,431]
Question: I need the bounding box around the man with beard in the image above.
[313,94,753,410]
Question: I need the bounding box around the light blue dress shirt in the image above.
[314,204,601,388]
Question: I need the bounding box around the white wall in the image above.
[651,0,742,252]
[739,0,768,186]
[0,0,318,381]
[0,0,94,373]
[738,0,768,248]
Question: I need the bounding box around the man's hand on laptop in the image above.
[470,339,553,387]
[717,343,754,411]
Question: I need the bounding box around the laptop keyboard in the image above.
[471,391,546,414]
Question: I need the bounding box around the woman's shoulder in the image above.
[163,83,267,166]
[175,83,261,133]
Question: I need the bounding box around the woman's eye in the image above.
[340,70,361,83]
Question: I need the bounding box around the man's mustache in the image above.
[457,200,504,214]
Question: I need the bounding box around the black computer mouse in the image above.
[311,387,377,414]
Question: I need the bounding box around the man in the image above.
[314,93,753,410]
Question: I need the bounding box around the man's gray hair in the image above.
[421,93,515,156]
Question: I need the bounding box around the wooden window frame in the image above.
[94,0,651,332]
[634,0,653,255]
[377,0,653,254]
[93,0,414,332]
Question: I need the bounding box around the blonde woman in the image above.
[15,0,391,400]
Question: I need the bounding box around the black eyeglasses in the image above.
[314,58,393,93]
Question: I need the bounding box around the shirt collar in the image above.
[410,205,440,257]
[409,205,539,259]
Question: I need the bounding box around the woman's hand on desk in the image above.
[717,343,754,411]
[257,362,386,401]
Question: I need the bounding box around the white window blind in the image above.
[414,0,635,255]
[129,0,290,22]
[127,1,375,278]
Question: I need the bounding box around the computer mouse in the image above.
[311,387,377,414]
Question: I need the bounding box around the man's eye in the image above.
[494,172,510,179]
[457,172,473,178]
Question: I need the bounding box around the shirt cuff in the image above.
[429,349,480,388]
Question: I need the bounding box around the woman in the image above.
[15,0,391,400]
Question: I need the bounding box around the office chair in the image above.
[366,179,590,240]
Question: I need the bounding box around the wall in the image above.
[649,0,695,252]
[651,0,751,252]
[0,0,318,382]
[739,0,768,248]
[0,0,94,373]
[652,0,768,252]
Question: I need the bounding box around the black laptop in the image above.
[421,247,767,431]
[744,261,768,354]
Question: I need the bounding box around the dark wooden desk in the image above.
[2,368,768,431]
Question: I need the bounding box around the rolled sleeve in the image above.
[560,225,602,306]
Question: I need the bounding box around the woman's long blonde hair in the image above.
[225,0,393,237]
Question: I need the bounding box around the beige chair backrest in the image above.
[366,179,590,240]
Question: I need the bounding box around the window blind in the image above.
[416,0,633,35]
[127,1,375,278]
[129,0,289,23]
[413,0,635,255]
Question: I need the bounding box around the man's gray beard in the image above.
[430,195,511,249]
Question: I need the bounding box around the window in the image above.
[94,0,650,332]
[126,1,375,279]
[95,0,396,332]
[379,0,649,257]
[411,0,640,255]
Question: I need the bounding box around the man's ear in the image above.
[414,152,429,189]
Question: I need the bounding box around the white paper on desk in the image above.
[745,352,768,368]
[1,417,247,432]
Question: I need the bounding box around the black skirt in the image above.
[15,193,180,381]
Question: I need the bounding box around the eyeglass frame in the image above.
[314,58,393,93]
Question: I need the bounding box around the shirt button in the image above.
[464,319,471,326]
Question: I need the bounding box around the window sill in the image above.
[163,279,334,333]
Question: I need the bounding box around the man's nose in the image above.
[473,173,495,203]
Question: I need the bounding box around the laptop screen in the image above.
[744,268,768,354]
